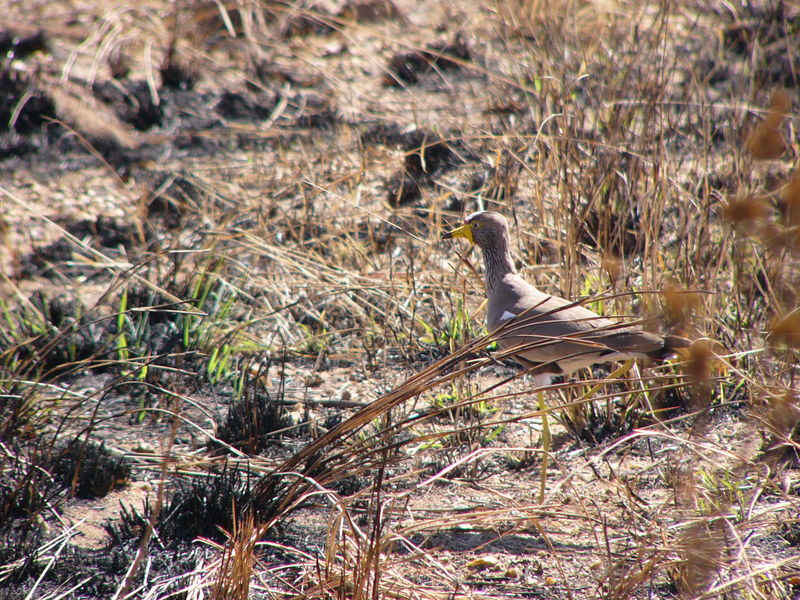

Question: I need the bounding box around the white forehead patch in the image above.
[465,210,487,222]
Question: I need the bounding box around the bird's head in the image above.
[442,211,509,247]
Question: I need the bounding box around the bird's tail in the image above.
[650,334,691,360]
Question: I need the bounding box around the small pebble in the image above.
[134,441,156,453]
[305,374,323,387]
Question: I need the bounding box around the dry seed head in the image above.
[675,521,725,596]
[769,308,800,349]
[662,281,702,326]
[769,88,791,115]
[779,172,800,227]
[746,122,786,160]
[667,463,697,506]
[601,252,622,286]
[686,337,728,386]
[745,89,790,160]
[760,220,800,254]
[765,391,800,440]
[722,194,770,229]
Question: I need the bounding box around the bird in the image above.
[443,210,688,500]
[443,210,688,385]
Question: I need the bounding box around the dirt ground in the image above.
[1,0,799,599]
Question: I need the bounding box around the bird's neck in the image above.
[481,241,516,294]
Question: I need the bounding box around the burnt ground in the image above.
[1,1,799,599]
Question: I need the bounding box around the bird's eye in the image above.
[472,222,481,230]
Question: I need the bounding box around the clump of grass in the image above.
[0,444,58,526]
[159,464,251,544]
[207,513,258,600]
[0,291,103,378]
[51,439,131,499]
[212,357,293,454]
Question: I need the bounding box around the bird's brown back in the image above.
[488,273,667,371]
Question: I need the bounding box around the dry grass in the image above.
[0,0,799,598]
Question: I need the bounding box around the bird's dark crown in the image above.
[465,210,508,228]
[464,211,509,246]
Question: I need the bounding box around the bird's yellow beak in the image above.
[442,222,474,244]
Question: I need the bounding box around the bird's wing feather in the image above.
[488,274,664,370]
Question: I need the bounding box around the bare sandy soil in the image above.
[1,1,799,599]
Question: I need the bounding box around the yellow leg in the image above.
[537,390,550,503]
[535,361,634,503]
